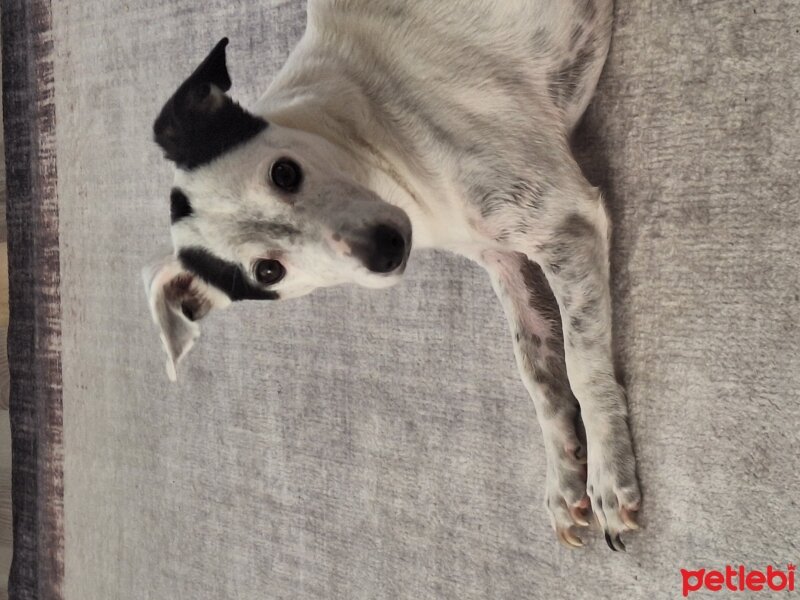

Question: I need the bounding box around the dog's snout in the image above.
[364,224,406,273]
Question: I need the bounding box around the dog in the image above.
[144,0,641,551]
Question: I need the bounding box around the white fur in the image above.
[146,0,641,549]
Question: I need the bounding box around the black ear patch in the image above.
[153,38,268,170]
[189,36,232,92]
[178,247,279,301]
[170,188,193,223]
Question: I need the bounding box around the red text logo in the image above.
[681,565,795,596]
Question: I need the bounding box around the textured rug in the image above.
[4,1,799,598]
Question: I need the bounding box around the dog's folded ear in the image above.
[153,37,268,170]
[142,254,232,382]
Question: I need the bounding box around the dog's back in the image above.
[304,0,613,131]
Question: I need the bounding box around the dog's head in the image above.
[144,38,411,379]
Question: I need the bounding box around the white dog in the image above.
[144,0,641,550]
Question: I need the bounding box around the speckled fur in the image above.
[145,0,640,549]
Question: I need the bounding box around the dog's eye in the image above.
[254,259,286,286]
[270,158,302,193]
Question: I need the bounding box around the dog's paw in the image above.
[586,435,641,552]
[544,443,591,549]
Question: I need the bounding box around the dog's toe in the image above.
[548,492,591,549]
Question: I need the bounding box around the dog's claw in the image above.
[621,507,640,530]
[559,528,584,549]
[604,530,627,552]
[604,531,617,551]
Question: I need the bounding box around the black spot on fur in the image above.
[570,315,585,334]
[170,188,193,223]
[264,223,301,238]
[560,213,595,239]
[520,259,561,325]
[545,356,570,394]
[539,214,598,278]
[578,0,598,22]
[548,47,595,108]
[546,337,563,354]
[581,296,601,319]
[531,28,551,53]
[478,179,546,222]
[153,38,268,170]
[234,220,301,242]
[179,247,278,301]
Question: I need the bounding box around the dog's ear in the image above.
[184,36,233,92]
[153,38,268,169]
[142,254,232,381]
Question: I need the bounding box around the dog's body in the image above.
[146,0,641,550]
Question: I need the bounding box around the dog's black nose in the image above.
[364,224,407,273]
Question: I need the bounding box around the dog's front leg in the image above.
[482,250,592,548]
[534,197,642,551]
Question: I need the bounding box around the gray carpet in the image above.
[43,1,800,598]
